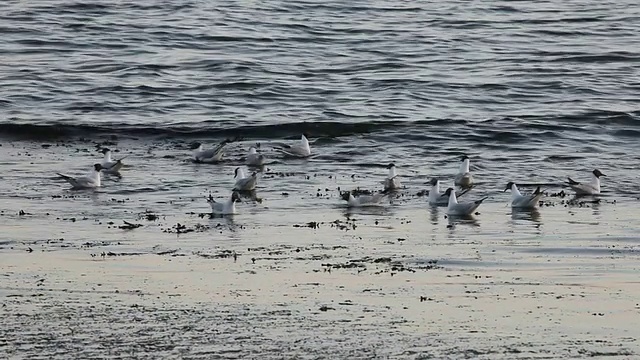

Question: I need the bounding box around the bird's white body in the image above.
[193,143,225,163]
[283,134,311,157]
[57,166,102,190]
[446,189,485,216]
[101,150,125,174]
[455,158,473,188]
[383,165,401,191]
[246,147,266,166]
[346,193,387,207]
[567,172,602,195]
[429,179,470,206]
[208,194,238,215]
[233,168,258,191]
[507,183,543,209]
[428,180,448,206]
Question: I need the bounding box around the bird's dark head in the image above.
[504,181,515,192]
[231,191,242,203]
[444,187,454,196]
[340,191,351,201]
[460,155,469,161]
[234,167,241,178]
[93,163,103,171]
[302,132,310,139]
[101,148,110,155]
[429,178,439,186]
[386,163,396,169]
[593,169,605,178]
[190,142,202,150]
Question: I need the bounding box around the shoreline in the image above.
[2,246,638,358]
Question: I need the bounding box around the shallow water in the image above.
[1,0,640,358]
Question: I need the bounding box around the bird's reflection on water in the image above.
[209,213,236,226]
[510,207,541,223]
[343,205,391,218]
[446,214,480,228]
[429,205,440,226]
[429,204,480,228]
[236,189,262,203]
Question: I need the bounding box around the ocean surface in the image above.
[1,0,640,359]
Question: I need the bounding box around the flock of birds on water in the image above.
[55,134,607,217]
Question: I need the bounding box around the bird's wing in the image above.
[455,200,483,215]
[57,173,73,181]
[234,177,254,190]
[474,197,488,205]
[456,187,472,198]
[207,136,242,158]
[57,173,80,187]
[566,177,580,185]
[198,145,225,160]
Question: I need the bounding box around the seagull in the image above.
[428,178,470,206]
[280,133,311,157]
[191,139,230,163]
[341,191,387,207]
[428,178,448,206]
[454,155,474,188]
[246,146,266,166]
[504,182,544,209]
[57,164,103,189]
[100,148,126,174]
[383,163,401,191]
[444,187,486,216]
[233,167,258,191]
[566,169,606,195]
[207,192,241,215]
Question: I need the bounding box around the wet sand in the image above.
[2,138,640,358]
[2,197,640,358]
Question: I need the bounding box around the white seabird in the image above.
[454,155,474,188]
[57,164,103,190]
[566,169,605,195]
[233,167,258,191]
[383,163,401,191]
[342,191,387,208]
[207,192,241,215]
[504,182,544,209]
[444,187,486,216]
